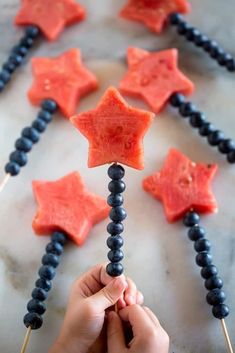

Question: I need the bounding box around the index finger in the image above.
[73,263,126,297]
[119,304,156,337]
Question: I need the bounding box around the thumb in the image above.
[107,311,126,353]
[88,277,127,312]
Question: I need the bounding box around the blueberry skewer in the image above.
[21,231,67,353]
[71,87,154,277]
[20,171,110,353]
[169,93,235,164]
[0,49,98,194]
[0,26,40,94]
[1,0,86,94]
[120,1,235,73]
[143,148,234,353]
[119,47,235,165]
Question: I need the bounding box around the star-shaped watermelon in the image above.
[143,149,218,222]
[32,172,109,246]
[28,49,98,118]
[119,47,194,114]
[15,0,86,41]
[71,87,154,170]
[120,0,191,33]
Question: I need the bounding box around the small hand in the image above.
[49,264,143,353]
[107,304,169,353]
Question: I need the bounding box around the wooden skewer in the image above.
[0,173,10,193]
[20,326,32,353]
[221,319,234,353]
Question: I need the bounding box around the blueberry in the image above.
[46,242,63,256]
[107,194,124,207]
[37,110,53,123]
[208,130,224,146]
[218,139,235,154]
[196,252,213,267]
[22,127,40,143]
[5,162,20,176]
[227,150,235,163]
[205,276,223,290]
[108,249,124,262]
[31,287,47,301]
[41,99,58,113]
[108,180,126,193]
[23,312,43,330]
[212,304,229,319]
[107,235,124,250]
[42,254,59,268]
[188,225,205,241]
[183,212,200,227]
[177,21,191,35]
[0,70,11,83]
[109,207,127,222]
[179,102,196,117]
[107,222,124,235]
[32,119,47,133]
[199,122,215,136]
[206,289,226,306]
[169,93,185,107]
[194,34,209,47]
[27,299,46,315]
[38,265,56,280]
[25,26,40,38]
[2,61,16,73]
[15,137,33,152]
[35,278,52,292]
[194,239,211,252]
[20,36,34,48]
[189,112,206,128]
[108,164,125,179]
[201,265,218,279]
[169,13,183,25]
[9,54,23,67]
[51,232,67,246]
[106,262,123,277]
[12,45,28,57]
[10,150,28,166]
[226,57,235,72]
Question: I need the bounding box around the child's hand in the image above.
[107,304,169,353]
[49,264,143,353]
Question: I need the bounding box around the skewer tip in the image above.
[20,326,32,353]
[0,173,10,194]
[221,319,234,353]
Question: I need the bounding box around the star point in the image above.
[15,0,86,41]
[143,148,218,222]
[71,87,155,170]
[32,172,109,246]
[120,0,191,33]
[28,49,98,118]
[119,47,194,113]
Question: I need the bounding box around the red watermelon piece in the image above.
[143,148,218,222]
[32,172,109,246]
[70,87,154,170]
[15,0,86,41]
[119,47,194,114]
[120,0,191,34]
[28,49,98,119]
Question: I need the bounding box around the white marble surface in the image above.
[0,1,235,352]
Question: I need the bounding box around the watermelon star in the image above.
[32,172,109,246]
[15,0,86,41]
[28,49,98,118]
[71,87,154,170]
[143,148,218,222]
[120,0,191,33]
[119,47,194,114]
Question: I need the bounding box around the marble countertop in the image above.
[0,1,235,352]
